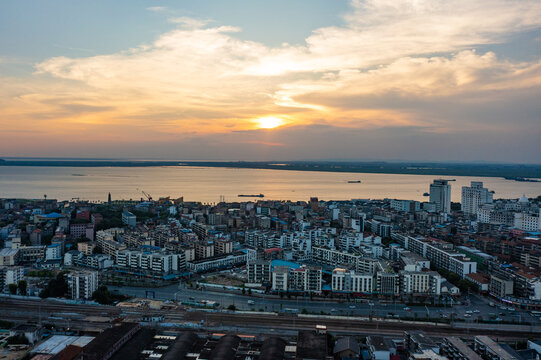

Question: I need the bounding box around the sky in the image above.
[1,0,540,163]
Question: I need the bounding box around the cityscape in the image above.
[2,0,541,359]
[1,177,541,359]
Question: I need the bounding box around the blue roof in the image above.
[43,212,62,218]
[271,260,301,270]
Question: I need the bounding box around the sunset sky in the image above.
[1,0,540,162]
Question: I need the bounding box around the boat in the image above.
[238,194,264,198]
[347,180,361,183]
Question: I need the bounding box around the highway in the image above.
[110,282,539,325]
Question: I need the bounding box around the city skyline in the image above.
[1,0,541,162]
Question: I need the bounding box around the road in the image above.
[110,282,538,325]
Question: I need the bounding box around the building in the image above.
[272,266,289,291]
[122,211,136,227]
[195,241,215,259]
[78,241,97,256]
[334,337,361,360]
[186,251,246,273]
[289,266,322,293]
[489,275,514,297]
[0,248,20,266]
[400,270,441,296]
[392,234,477,278]
[441,337,482,360]
[405,331,440,355]
[116,249,185,275]
[9,324,41,344]
[331,268,373,294]
[367,336,396,360]
[215,238,233,254]
[247,260,271,284]
[70,223,94,240]
[474,336,520,360]
[46,244,62,261]
[1,266,24,288]
[67,271,99,300]
[429,179,452,214]
[514,212,541,232]
[390,199,420,213]
[461,181,493,215]
[18,245,46,263]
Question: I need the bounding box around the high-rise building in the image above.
[429,179,452,214]
[461,181,493,215]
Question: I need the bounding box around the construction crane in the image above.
[142,190,153,201]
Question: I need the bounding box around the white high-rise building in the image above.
[461,181,493,215]
[429,179,452,214]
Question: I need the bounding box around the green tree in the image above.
[8,284,17,295]
[40,273,68,298]
[6,335,28,345]
[92,286,113,305]
[17,280,27,296]
[227,304,236,311]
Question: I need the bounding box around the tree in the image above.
[227,304,236,311]
[17,280,27,296]
[8,284,17,295]
[40,273,68,298]
[6,335,28,345]
[92,286,113,305]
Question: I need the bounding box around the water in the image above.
[0,166,540,203]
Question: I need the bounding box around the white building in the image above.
[461,181,493,215]
[272,266,289,291]
[392,234,477,278]
[331,268,373,293]
[390,199,420,213]
[67,271,99,300]
[514,212,541,232]
[3,266,24,287]
[122,211,136,227]
[400,271,441,295]
[186,251,246,273]
[116,249,185,275]
[429,179,452,214]
[45,245,62,261]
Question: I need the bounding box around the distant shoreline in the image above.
[1,159,541,179]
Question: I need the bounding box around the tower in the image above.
[429,179,451,214]
[107,192,112,205]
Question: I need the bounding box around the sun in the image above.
[255,116,284,129]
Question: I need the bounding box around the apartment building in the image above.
[115,249,185,275]
[461,182,493,215]
[400,271,441,296]
[67,271,99,300]
[247,260,271,284]
[393,234,477,278]
[331,268,373,293]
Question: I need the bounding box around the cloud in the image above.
[2,0,541,162]
[146,6,168,13]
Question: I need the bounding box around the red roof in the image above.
[264,247,283,253]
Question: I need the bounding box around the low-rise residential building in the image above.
[67,271,99,300]
[186,251,246,273]
[331,268,373,294]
